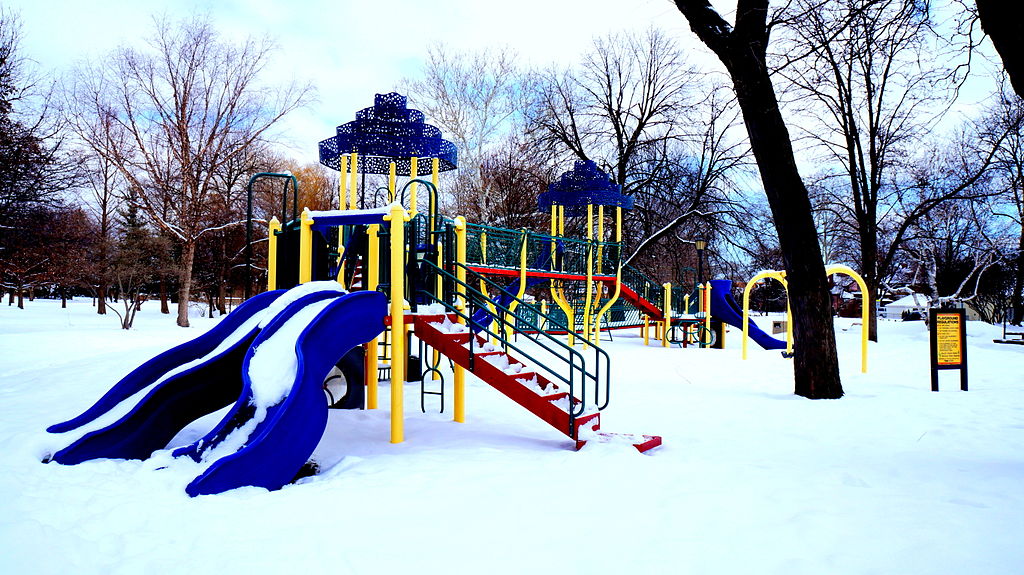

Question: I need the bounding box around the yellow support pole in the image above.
[349,152,358,211]
[454,216,467,423]
[299,208,313,284]
[267,217,281,291]
[409,156,418,215]
[643,316,650,346]
[366,224,380,409]
[338,155,348,210]
[662,282,672,347]
[385,204,408,443]
[827,264,870,373]
[583,204,594,344]
[431,157,440,232]
[741,271,788,360]
[703,282,712,346]
[335,156,348,283]
[597,205,605,275]
[388,162,396,203]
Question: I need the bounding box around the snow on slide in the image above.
[708,279,788,351]
[45,282,387,496]
[182,289,386,496]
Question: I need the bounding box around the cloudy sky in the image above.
[11,0,704,165]
[10,0,1001,169]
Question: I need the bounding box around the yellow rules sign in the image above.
[934,313,963,366]
[929,308,968,392]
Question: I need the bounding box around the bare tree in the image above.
[527,28,698,196]
[673,0,842,399]
[776,0,954,341]
[402,43,523,220]
[66,15,311,326]
[621,83,751,270]
[982,90,1024,323]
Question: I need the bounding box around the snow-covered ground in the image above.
[1,297,1022,574]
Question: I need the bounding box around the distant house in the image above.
[881,293,929,319]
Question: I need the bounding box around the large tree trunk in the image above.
[159,279,169,314]
[976,2,1024,99]
[176,241,196,327]
[97,285,107,315]
[217,282,227,316]
[674,0,842,399]
[860,225,880,342]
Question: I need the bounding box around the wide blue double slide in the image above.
[46,290,287,464]
[46,285,387,496]
[708,279,788,350]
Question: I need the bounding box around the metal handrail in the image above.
[416,261,611,434]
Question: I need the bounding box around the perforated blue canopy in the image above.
[318,92,458,175]
[537,160,633,217]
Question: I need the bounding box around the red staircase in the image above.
[412,312,661,453]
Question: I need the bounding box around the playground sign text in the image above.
[929,308,968,392]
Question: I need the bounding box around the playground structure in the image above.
[46,92,864,496]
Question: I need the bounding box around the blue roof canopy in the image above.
[319,92,458,175]
[537,160,633,217]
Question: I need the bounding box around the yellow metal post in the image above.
[267,217,281,291]
[299,208,313,284]
[386,204,408,443]
[662,282,672,347]
[454,216,468,423]
[704,282,712,345]
[388,162,396,203]
[365,224,381,409]
[597,205,604,275]
[741,271,787,360]
[583,204,594,344]
[338,155,348,210]
[409,156,418,215]
[431,157,440,232]
[827,264,870,373]
[349,153,358,211]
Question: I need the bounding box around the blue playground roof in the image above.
[318,92,458,175]
[537,160,633,216]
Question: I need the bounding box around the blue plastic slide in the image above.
[183,290,386,496]
[46,285,387,496]
[46,290,286,453]
[708,279,788,350]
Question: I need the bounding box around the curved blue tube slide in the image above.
[708,279,787,350]
[185,290,386,496]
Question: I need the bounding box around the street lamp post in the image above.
[694,238,707,287]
